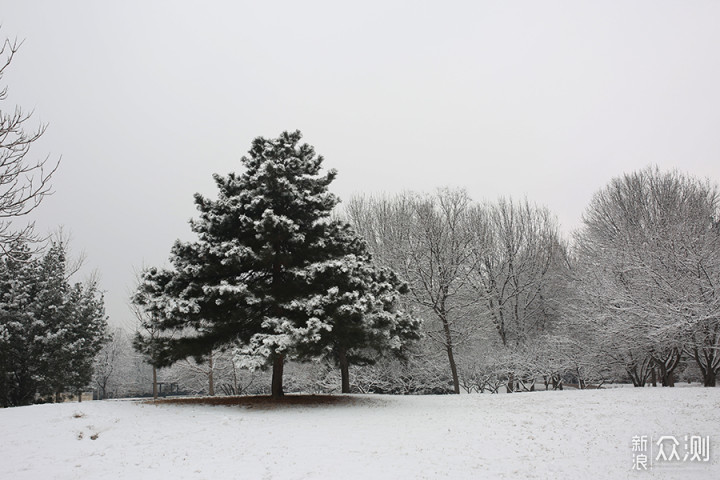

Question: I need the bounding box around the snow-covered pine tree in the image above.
[134,131,394,398]
[55,279,108,399]
[0,245,39,406]
[32,242,72,401]
[294,250,422,393]
[0,241,107,406]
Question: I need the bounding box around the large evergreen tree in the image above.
[134,131,415,397]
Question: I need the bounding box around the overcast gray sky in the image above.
[4,1,720,328]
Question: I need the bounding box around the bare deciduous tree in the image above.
[574,167,720,386]
[93,327,131,399]
[0,36,60,254]
[168,348,257,396]
[466,198,568,392]
[468,198,565,348]
[346,189,478,394]
[130,299,168,400]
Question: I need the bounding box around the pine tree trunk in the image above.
[152,366,158,400]
[338,347,350,394]
[271,353,285,398]
[208,353,215,396]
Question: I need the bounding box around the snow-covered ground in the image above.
[1,387,719,479]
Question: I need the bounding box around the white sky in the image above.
[3,1,720,328]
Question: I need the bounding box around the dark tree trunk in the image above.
[651,368,657,387]
[653,349,681,387]
[628,367,645,387]
[152,366,158,400]
[208,353,215,396]
[627,356,652,387]
[269,256,286,399]
[440,314,460,394]
[338,347,351,394]
[703,371,716,387]
[271,353,285,398]
[692,347,719,387]
[446,343,460,394]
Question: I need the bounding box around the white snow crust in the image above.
[1,387,718,479]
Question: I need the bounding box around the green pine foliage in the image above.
[294,254,422,391]
[133,131,420,394]
[0,242,108,407]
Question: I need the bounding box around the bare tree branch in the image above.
[0,34,61,256]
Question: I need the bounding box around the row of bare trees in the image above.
[345,189,569,393]
[343,167,720,392]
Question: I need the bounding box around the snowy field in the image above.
[1,387,719,480]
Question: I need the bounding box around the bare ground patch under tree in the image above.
[144,394,376,409]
